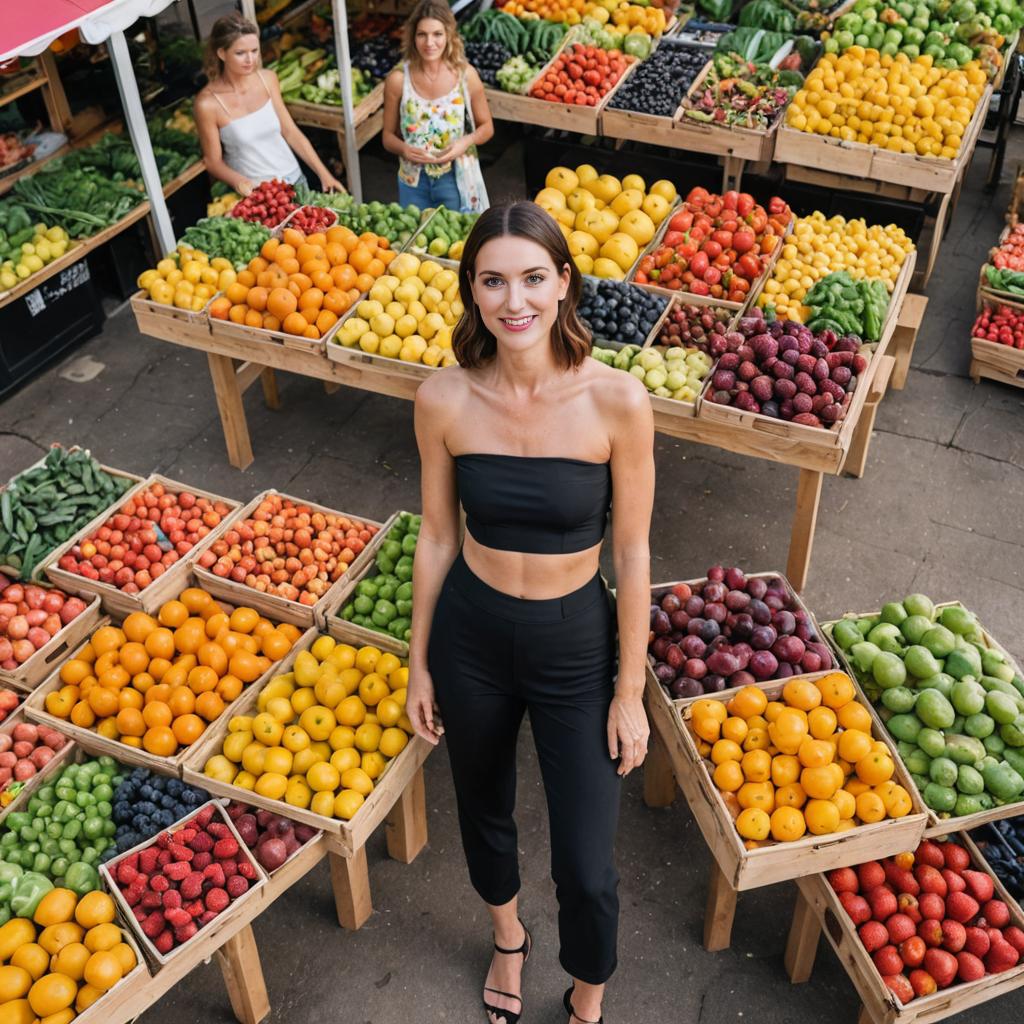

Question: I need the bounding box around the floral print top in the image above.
[399,63,467,186]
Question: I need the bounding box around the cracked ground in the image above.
[0,130,1023,1023]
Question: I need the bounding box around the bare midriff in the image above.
[461,533,603,600]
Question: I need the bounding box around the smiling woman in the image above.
[406,202,655,1024]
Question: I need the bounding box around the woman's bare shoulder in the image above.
[416,365,472,411]
[586,355,649,410]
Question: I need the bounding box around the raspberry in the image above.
[132,905,148,923]
[220,859,238,878]
[198,910,218,926]
[207,822,230,839]
[139,848,159,874]
[174,921,198,944]
[203,864,226,888]
[189,832,214,854]
[205,888,230,914]
[155,832,172,849]
[193,806,216,828]
[185,899,205,919]
[157,850,173,868]
[116,862,139,886]
[163,890,182,910]
[237,861,257,881]
[122,852,140,871]
[226,875,249,900]
[164,907,191,928]
[141,891,164,910]
[164,861,190,882]
[192,851,213,871]
[213,837,239,860]
[176,828,197,846]
[180,872,204,900]
[150,875,170,893]
[141,911,165,938]
[154,929,175,955]
[169,843,194,863]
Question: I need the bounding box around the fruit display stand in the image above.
[181,633,431,930]
[643,668,928,953]
[821,604,1024,838]
[22,612,319,776]
[0,707,77,826]
[969,293,1024,391]
[40,474,241,618]
[0,589,101,693]
[191,490,392,631]
[783,834,1024,1024]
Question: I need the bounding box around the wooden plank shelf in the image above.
[0,69,46,109]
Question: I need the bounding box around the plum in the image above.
[652,611,671,635]
[792,393,813,415]
[731,614,753,641]
[750,375,774,403]
[652,636,671,661]
[665,645,685,670]
[749,599,772,626]
[765,593,786,611]
[795,622,814,642]
[706,650,740,677]
[801,650,824,673]
[703,582,727,604]
[725,590,750,612]
[746,577,767,600]
[773,635,806,664]
[698,620,720,643]
[681,635,707,660]
[685,658,707,680]
[807,641,834,668]
[782,348,801,367]
[654,663,675,685]
[732,643,752,670]
[729,670,756,689]
[773,610,796,635]
[684,596,705,617]
[724,567,746,590]
[706,566,725,583]
[751,625,778,650]
[661,593,681,614]
[704,602,727,624]
[702,675,726,693]
[749,650,779,680]
[671,677,703,699]
[776,661,795,678]
[670,610,690,631]
[713,369,736,391]
[718,352,740,371]
[258,838,289,872]
[687,617,706,636]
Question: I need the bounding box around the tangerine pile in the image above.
[203,636,415,821]
[208,224,394,341]
[690,674,913,847]
[47,588,300,758]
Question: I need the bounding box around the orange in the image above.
[798,738,834,769]
[244,308,263,328]
[216,675,243,702]
[122,612,159,643]
[28,972,77,1017]
[742,727,771,751]
[332,264,357,290]
[229,650,263,683]
[691,699,727,725]
[174,619,206,655]
[142,726,177,757]
[837,728,873,764]
[118,642,149,677]
[144,682,171,706]
[142,702,172,729]
[727,686,767,720]
[816,672,856,709]
[770,806,807,842]
[783,678,823,712]
[195,691,225,722]
[91,626,125,656]
[740,749,771,783]
[172,714,205,745]
[855,791,886,823]
[83,950,123,992]
[119,687,144,709]
[75,893,115,930]
[298,288,324,311]
[764,701,785,723]
[225,282,249,305]
[769,708,808,755]
[268,287,297,322]
[87,687,118,719]
[713,761,744,792]
[366,258,386,278]
[115,708,145,737]
[282,312,307,335]
[249,256,269,275]
[167,686,196,717]
[770,754,801,787]
[229,607,259,634]
[355,272,375,293]
[197,642,228,676]
[721,717,748,744]
[845,778,870,797]
[838,701,873,733]
[59,660,91,686]
[776,782,807,809]
[209,296,231,320]
[805,798,841,835]
[831,788,856,819]
[710,739,742,765]
[349,245,372,273]
[70,702,96,729]
[188,665,219,694]
[692,712,721,744]
[98,665,129,690]
[180,588,214,615]
[144,628,175,661]
[737,781,774,813]
[281,229,303,249]
[261,237,280,261]
[807,706,837,739]
[158,600,189,629]
[228,304,247,324]
[278,623,302,644]
[801,765,839,800]
[856,752,894,786]
[205,612,229,638]
[261,631,291,662]
[236,269,256,287]
[884,784,912,818]
[736,808,770,841]
[316,309,338,334]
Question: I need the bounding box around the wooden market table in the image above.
[285,82,386,176]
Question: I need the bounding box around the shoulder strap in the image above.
[259,70,273,99]
[210,88,233,117]
[461,71,476,131]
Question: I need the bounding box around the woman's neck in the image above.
[417,56,445,77]
[220,68,254,92]
[492,341,562,397]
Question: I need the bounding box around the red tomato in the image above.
[703,240,722,260]
[691,251,709,276]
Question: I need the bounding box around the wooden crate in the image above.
[670,678,928,891]
[285,79,386,135]
[101,800,269,967]
[820,603,1024,838]
[0,589,101,693]
[23,612,318,778]
[0,448,144,581]
[192,490,391,631]
[0,706,77,827]
[180,638,431,857]
[272,205,340,235]
[41,473,241,618]
[209,304,337,356]
[970,290,1024,389]
[773,84,992,195]
[794,833,1024,1024]
[127,291,215,334]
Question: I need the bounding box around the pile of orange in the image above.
[208,224,394,340]
[689,673,913,848]
[46,587,300,758]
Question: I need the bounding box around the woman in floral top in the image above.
[383,0,493,213]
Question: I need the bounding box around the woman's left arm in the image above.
[606,374,655,776]
[264,71,346,192]
[435,66,494,161]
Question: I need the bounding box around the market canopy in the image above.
[0,0,178,63]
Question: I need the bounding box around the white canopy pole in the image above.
[332,0,362,202]
[108,29,177,253]
[240,0,258,25]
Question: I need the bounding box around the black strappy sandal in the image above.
[563,984,604,1024]
[482,921,532,1024]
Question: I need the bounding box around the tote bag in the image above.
[455,75,490,213]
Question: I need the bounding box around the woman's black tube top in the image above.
[454,453,611,555]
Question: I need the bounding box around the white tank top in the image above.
[213,73,302,185]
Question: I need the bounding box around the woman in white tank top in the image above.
[195,14,344,197]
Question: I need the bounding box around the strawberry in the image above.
[886,914,916,944]
[164,908,191,929]
[205,888,230,914]
[180,872,204,900]
[174,921,199,944]
[859,920,889,953]
[937,841,970,872]
[213,837,239,860]
[940,920,966,953]
[1002,925,1024,954]
[961,869,995,904]
[132,905,148,923]
[185,899,205,919]
[918,893,945,921]
[164,861,190,881]
[192,851,213,871]
[964,926,991,958]
[945,892,980,924]
[956,951,985,982]
[917,919,944,948]
[154,930,175,955]
[189,832,214,854]
[237,861,257,881]
[882,973,914,1004]
[150,875,170,893]
[915,841,945,870]
[828,867,859,894]
[169,843,193,863]
[194,805,217,828]
[176,828,197,846]
[122,852,140,871]
[941,869,965,895]
[914,865,947,897]
[203,863,226,888]
[858,862,886,891]
[226,875,249,899]
[923,948,957,988]
[163,890,182,910]
[221,859,239,878]
[198,910,219,926]
[207,821,231,839]
[141,891,163,910]
[985,938,1020,974]
[873,945,903,976]
[981,900,1010,928]
[839,892,871,925]
[908,969,937,997]
[139,848,159,874]
[141,911,165,938]
[116,862,138,886]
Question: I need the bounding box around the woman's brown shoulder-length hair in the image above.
[452,202,591,370]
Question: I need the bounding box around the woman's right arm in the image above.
[194,93,253,195]
[407,374,462,745]
[381,70,432,165]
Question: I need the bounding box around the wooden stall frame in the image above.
[41,473,242,618]
[969,291,1024,389]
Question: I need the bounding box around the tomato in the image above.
[690,280,710,296]
[702,240,722,260]
[663,230,684,248]
[712,229,733,249]
[737,254,761,280]
[704,266,721,286]
[723,190,739,211]
[733,229,756,254]
[691,251,709,276]
[687,187,710,206]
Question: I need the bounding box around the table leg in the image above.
[385,766,428,864]
[207,352,254,470]
[260,368,280,410]
[890,294,928,391]
[703,859,737,952]
[923,191,951,287]
[785,468,823,593]
[784,889,821,983]
[329,848,373,930]
[857,1006,874,1024]
[215,923,270,1024]
[970,358,982,384]
[643,726,676,809]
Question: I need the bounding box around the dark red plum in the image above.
[661,592,681,614]
[749,650,779,680]
[706,650,740,677]
[670,610,690,631]
[686,618,706,636]
[732,643,752,670]
[652,636,671,661]
[653,610,671,635]
[724,567,746,590]
[684,596,705,617]
[773,635,806,664]
[746,577,767,600]
[732,613,753,641]
[665,644,685,670]
[801,650,823,673]
[765,593,786,611]
[707,565,725,583]
[749,600,772,626]
[751,624,777,650]
[725,589,750,612]
[704,602,727,624]
[685,658,707,680]
[702,675,727,693]
[681,635,707,660]
[776,661,795,678]
[795,622,813,642]
[807,641,834,668]
[773,610,796,635]
[654,663,675,685]
[703,581,727,604]
[729,670,756,689]
[671,677,703,699]
[698,620,721,643]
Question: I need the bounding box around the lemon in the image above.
[333,790,365,820]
